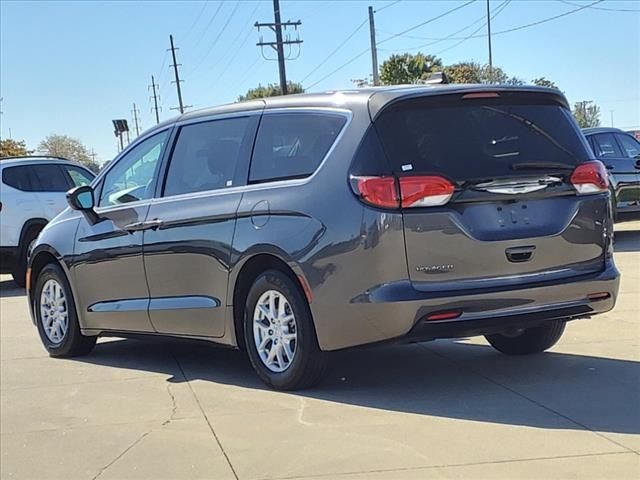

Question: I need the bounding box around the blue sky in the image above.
[1,0,638,163]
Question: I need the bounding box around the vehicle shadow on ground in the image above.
[76,336,640,435]
[0,279,25,298]
[614,230,640,252]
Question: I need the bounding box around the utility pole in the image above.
[255,0,302,95]
[610,110,615,127]
[368,6,380,86]
[90,149,97,163]
[169,34,189,114]
[149,75,161,124]
[486,0,493,71]
[131,103,141,136]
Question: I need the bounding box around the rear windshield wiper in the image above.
[511,162,575,171]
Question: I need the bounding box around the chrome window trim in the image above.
[91,126,174,188]
[151,108,353,206]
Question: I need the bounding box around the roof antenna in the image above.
[421,72,450,85]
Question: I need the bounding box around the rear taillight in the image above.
[399,176,455,207]
[352,175,456,208]
[352,176,399,208]
[570,161,609,194]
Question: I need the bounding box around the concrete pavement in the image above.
[1,222,639,479]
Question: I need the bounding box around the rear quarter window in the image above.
[375,94,589,181]
[249,112,347,183]
[2,165,33,191]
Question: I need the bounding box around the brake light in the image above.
[352,176,399,208]
[570,161,609,194]
[399,176,455,207]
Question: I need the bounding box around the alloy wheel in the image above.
[252,290,297,373]
[40,279,68,344]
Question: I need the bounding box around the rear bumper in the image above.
[398,260,619,344]
[315,261,620,351]
[0,247,18,274]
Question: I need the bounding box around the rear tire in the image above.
[485,320,566,355]
[243,270,327,390]
[34,263,96,358]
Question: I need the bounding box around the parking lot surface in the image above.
[1,221,639,480]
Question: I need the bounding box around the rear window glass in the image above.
[2,166,33,191]
[375,95,589,181]
[249,113,347,183]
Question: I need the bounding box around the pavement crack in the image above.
[169,347,240,480]
[90,430,152,480]
[162,383,178,426]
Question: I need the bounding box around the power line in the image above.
[300,19,367,83]
[188,1,226,56]
[205,1,263,87]
[390,3,493,52]
[181,0,210,42]
[305,1,477,89]
[377,0,476,46]
[189,0,242,76]
[255,0,303,95]
[434,0,511,56]
[379,0,605,42]
[376,0,402,13]
[558,0,639,12]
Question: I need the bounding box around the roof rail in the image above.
[0,155,72,162]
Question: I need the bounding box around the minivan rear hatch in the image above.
[370,89,609,292]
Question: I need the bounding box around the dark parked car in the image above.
[583,127,640,218]
[27,85,619,390]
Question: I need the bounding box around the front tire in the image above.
[485,320,566,355]
[243,270,326,390]
[34,263,96,357]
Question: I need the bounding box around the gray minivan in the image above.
[27,85,620,390]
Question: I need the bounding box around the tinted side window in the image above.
[164,117,252,197]
[65,166,95,187]
[591,133,624,158]
[615,134,640,158]
[30,164,70,192]
[2,166,33,191]
[249,113,347,183]
[99,130,169,207]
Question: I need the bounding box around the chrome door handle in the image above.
[123,219,163,233]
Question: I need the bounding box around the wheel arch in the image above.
[19,218,49,248]
[28,245,80,326]
[230,250,311,351]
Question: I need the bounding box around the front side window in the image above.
[99,130,169,207]
[591,133,624,159]
[615,134,640,159]
[64,166,95,187]
[163,117,252,197]
[249,113,347,183]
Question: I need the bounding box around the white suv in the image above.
[0,157,95,286]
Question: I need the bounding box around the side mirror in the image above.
[67,186,99,224]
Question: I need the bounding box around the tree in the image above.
[573,101,601,128]
[38,134,99,172]
[0,138,33,158]
[532,77,558,89]
[379,53,443,85]
[238,82,304,101]
[442,61,511,84]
